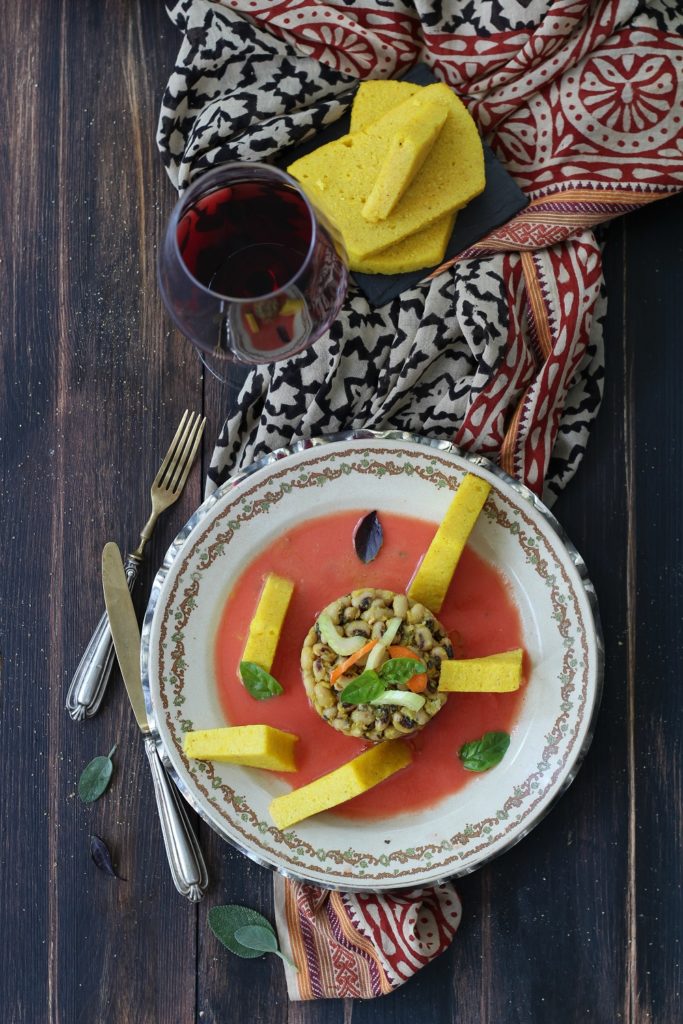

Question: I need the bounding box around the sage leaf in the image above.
[378,658,426,686]
[459,731,511,772]
[78,744,117,803]
[339,670,385,705]
[209,906,297,969]
[354,511,383,563]
[89,834,124,880]
[239,661,284,700]
[234,925,297,970]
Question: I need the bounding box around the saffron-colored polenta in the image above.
[408,473,492,613]
[241,572,294,672]
[362,96,448,223]
[269,740,412,829]
[438,650,523,693]
[184,724,298,772]
[287,82,484,264]
[350,80,457,273]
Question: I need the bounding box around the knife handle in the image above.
[66,555,140,720]
[144,735,209,902]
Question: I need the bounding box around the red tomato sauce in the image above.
[215,510,527,820]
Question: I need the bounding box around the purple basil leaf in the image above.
[89,834,125,880]
[354,511,383,563]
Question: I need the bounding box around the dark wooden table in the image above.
[2,3,682,1022]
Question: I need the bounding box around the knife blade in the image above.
[101,540,209,901]
[101,541,148,732]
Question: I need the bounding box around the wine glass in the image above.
[158,162,348,368]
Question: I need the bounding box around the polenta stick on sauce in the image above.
[184,725,298,772]
[408,473,491,613]
[438,649,523,693]
[241,572,294,673]
[269,740,412,830]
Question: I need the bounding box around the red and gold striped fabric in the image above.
[273,876,462,999]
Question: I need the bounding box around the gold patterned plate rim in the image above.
[141,430,604,892]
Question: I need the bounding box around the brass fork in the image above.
[66,410,206,721]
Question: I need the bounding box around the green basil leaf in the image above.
[239,661,284,700]
[339,670,385,705]
[78,745,117,803]
[459,731,511,772]
[209,906,297,969]
[378,657,426,686]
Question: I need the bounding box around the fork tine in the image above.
[169,414,206,494]
[157,412,199,491]
[153,409,191,489]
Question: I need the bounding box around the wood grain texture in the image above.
[624,197,683,1024]
[1,0,683,1020]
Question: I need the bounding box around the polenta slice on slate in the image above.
[287,82,485,264]
[351,211,456,275]
[350,79,422,132]
[349,81,457,274]
[362,94,449,223]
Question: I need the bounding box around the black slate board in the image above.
[281,64,529,307]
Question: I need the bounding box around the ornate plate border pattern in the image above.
[141,430,604,892]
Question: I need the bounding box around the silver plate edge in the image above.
[140,428,605,893]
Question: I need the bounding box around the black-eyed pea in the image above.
[301,647,314,670]
[413,624,434,650]
[407,602,428,624]
[347,620,371,638]
[314,682,335,708]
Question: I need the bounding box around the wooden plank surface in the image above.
[1,1,683,1021]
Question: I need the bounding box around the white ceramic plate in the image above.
[141,431,603,891]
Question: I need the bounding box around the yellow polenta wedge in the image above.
[438,650,523,693]
[287,82,484,262]
[242,573,294,671]
[269,740,411,829]
[184,725,298,772]
[350,80,422,132]
[408,473,491,613]
[352,212,456,275]
[350,80,455,274]
[362,96,448,223]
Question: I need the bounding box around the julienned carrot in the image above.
[330,639,377,686]
[388,646,428,693]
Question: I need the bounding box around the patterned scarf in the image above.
[158,0,683,998]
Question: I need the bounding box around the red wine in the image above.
[159,165,348,364]
[177,181,312,298]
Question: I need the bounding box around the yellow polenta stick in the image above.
[242,573,294,671]
[438,649,523,693]
[408,473,491,613]
[269,740,412,830]
[184,725,298,772]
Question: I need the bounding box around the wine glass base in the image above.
[196,349,252,392]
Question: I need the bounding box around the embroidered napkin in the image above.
[158,0,683,999]
[273,880,462,999]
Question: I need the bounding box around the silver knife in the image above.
[102,541,209,902]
